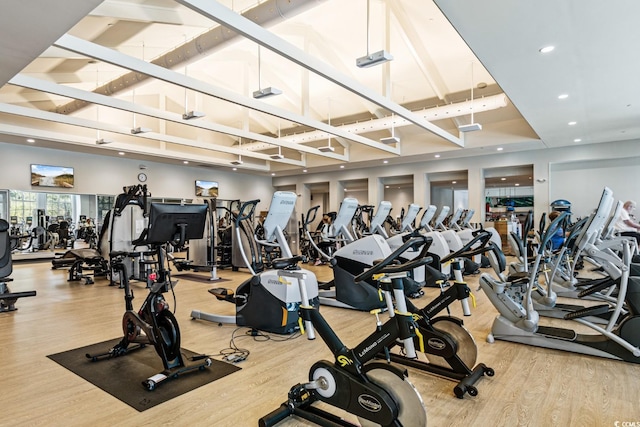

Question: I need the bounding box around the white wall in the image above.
[273,138,640,224]
[7,139,639,226]
[1,142,275,211]
[383,187,413,220]
[550,156,640,218]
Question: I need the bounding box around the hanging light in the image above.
[458,61,483,132]
[253,45,282,99]
[356,0,393,68]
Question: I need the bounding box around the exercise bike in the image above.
[86,202,213,390]
[260,235,433,427]
[385,231,495,398]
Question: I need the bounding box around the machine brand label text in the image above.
[358,395,382,412]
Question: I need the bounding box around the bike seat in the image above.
[271,256,302,270]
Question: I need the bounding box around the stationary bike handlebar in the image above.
[442,229,493,263]
[354,235,433,283]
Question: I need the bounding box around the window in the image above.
[46,193,73,220]
[97,195,114,225]
[9,190,38,226]
[0,190,7,220]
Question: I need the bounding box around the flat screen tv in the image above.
[31,164,74,188]
[147,203,208,245]
[195,180,218,197]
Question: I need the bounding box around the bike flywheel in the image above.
[358,367,427,427]
[425,317,477,370]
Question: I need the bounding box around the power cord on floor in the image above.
[214,327,304,363]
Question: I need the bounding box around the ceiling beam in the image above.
[389,1,449,101]
[0,102,306,168]
[89,0,210,27]
[176,0,464,148]
[53,34,400,156]
[9,74,345,163]
[0,122,271,171]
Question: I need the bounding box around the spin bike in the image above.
[86,203,213,390]
[386,230,495,398]
[260,235,433,427]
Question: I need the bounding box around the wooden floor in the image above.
[2,255,639,427]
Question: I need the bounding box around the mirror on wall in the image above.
[7,190,99,234]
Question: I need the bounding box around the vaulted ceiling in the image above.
[1,0,636,176]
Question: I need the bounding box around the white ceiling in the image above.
[0,0,635,177]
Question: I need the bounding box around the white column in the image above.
[467,166,484,223]
[413,171,427,208]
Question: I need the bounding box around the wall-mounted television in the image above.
[31,164,74,188]
[195,180,219,197]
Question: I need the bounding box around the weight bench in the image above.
[52,248,108,285]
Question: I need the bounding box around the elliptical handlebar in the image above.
[539,211,569,253]
[304,205,320,228]
[354,235,433,283]
[235,199,259,226]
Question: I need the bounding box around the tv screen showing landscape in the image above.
[195,180,219,197]
[31,164,74,188]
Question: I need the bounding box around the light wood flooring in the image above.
[1,256,639,427]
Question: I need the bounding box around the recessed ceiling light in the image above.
[118,152,125,155]
[303,169,308,173]
[574,138,582,142]
[271,173,276,176]
[558,94,569,99]
[26,138,35,143]
[568,121,577,126]
[232,167,237,171]
[497,147,504,151]
[383,160,389,164]
[434,154,441,158]
[501,177,506,181]
[515,183,520,187]
[183,160,189,164]
[539,45,555,53]
[452,181,457,184]
[340,165,345,169]
[385,185,390,189]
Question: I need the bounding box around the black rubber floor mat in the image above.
[47,338,240,411]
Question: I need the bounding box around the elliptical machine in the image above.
[304,198,422,311]
[479,187,640,364]
[191,191,320,335]
[86,203,213,390]
[259,235,433,427]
